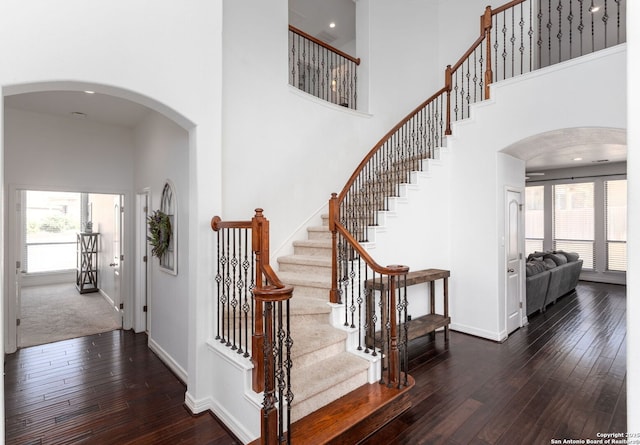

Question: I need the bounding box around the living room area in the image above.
[523,151,627,319]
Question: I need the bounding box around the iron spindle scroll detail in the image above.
[289,25,360,110]
[212,210,294,445]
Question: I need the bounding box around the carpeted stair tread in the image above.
[291,352,369,412]
[290,322,347,359]
[289,295,331,316]
[292,239,332,248]
[277,271,332,288]
[278,255,332,267]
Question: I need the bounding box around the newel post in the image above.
[254,285,293,445]
[482,5,493,99]
[329,193,341,304]
[251,208,268,393]
[444,65,453,136]
[386,265,408,387]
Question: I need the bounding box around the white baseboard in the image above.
[148,336,188,383]
[449,323,505,342]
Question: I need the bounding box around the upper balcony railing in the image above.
[288,25,360,110]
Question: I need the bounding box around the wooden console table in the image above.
[364,268,450,343]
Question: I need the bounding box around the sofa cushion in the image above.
[526,260,547,277]
[527,251,548,261]
[554,250,580,262]
[543,257,557,269]
[545,253,568,266]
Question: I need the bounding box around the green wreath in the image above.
[147,210,172,258]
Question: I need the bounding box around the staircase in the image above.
[277,215,371,422]
[271,152,445,439]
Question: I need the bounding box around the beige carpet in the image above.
[19,283,121,348]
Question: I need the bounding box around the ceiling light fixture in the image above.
[573,157,583,161]
[589,5,600,12]
[329,22,336,28]
[70,111,87,119]
[84,90,95,94]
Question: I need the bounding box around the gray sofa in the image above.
[525,251,583,316]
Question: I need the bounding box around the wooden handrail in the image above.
[289,24,361,65]
[335,86,448,203]
[491,0,525,15]
[211,216,252,231]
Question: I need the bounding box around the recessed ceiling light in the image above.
[84,90,95,94]
[573,157,583,161]
[590,5,600,12]
[70,111,87,119]
[329,22,336,28]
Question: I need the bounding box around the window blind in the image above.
[605,180,627,271]
[525,186,544,255]
[553,182,594,269]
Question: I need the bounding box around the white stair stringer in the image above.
[359,148,451,254]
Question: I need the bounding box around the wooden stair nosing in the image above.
[288,375,415,445]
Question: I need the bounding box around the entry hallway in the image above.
[5,281,626,444]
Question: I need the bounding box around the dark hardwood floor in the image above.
[4,330,240,445]
[5,281,626,444]
[364,281,627,444]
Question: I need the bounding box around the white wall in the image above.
[0,0,223,425]
[4,108,135,191]
[626,0,639,432]
[134,111,190,379]
[448,45,626,341]
[222,0,446,260]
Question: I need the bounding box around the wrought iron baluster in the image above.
[537,0,543,68]
[558,0,563,63]
[603,0,609,48]
[590,0,595,52]
[231,228,239,350]
[529,0,534,72]
[615,0,621,44]
[215,229,222,341]
[511,8,515,78]
[578,0,585,55]
[547,0,553,66]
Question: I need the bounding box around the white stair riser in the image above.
[307,228,332,240]
[290,369,369,422]
[293,244,332,256]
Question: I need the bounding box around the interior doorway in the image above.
[12,189,123,347]
[505,188,524,335]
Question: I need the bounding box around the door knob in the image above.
[109,263,117,267]
[507,268,514,273]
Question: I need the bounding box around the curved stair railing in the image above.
[329,0,625,396]
[211,209,293,445]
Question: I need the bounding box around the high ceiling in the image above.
[3,1,626,173]
[4,91,150,128]
[289,0,355,50]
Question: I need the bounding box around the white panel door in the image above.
[506,189,523,334]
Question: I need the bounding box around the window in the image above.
[159,180,177,274]
[25,191,81,273]
[525,186,544,254]
[606,180,627,271]
[553,183,594,269]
